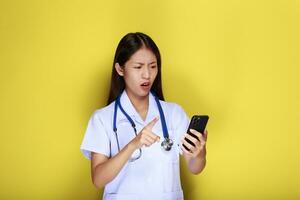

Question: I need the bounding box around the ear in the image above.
[115,63,124,76]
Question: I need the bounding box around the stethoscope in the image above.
[113,91,173,162]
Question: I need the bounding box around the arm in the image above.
[91,142,136,188]
[181,129,208,174]
[91,117,160,188]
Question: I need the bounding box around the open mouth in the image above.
[140,82,151,90]
[141,82,150,87]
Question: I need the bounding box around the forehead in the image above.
[127,48,157,64]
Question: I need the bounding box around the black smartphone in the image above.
[183,115,209,152]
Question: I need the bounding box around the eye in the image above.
[133,66,142,69]
[151,65,157,69]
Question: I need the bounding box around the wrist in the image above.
[127,140,138,152]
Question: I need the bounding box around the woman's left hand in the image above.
[181,129,208,158]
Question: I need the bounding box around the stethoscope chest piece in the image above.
[161,138,173,151]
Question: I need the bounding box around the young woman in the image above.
[80,32,208,200]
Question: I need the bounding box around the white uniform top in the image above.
[80,90,190,200]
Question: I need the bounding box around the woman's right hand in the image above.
[130,117,160,150]
[91,117,160,189]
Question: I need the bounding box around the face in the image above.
[115,47,158,98]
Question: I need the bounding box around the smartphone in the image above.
[183,115,209,152]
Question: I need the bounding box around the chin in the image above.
[139,91,150,97]
[136,89,150,98]
[126,87,151,99]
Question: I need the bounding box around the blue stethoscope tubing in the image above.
[113,91,173,161]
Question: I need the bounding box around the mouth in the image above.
[140,81,151,90]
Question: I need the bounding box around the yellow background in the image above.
[0,0,299,199]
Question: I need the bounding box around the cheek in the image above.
[124,71,139,85]
[152,69,158,79]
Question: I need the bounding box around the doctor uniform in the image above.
[80,90,190,200]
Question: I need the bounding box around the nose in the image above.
[142,66,150,79]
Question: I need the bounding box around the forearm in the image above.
[92,143,136,188]
[184,147,207,174]
[92,118,160,188]
[187,155,206,174]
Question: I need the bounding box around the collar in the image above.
[116,90,159,125]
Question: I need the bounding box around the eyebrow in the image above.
[134,61,157,65]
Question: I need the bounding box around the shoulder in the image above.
[159,100,187,115]
[90,101,115,122]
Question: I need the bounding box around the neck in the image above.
[125,89,149,120]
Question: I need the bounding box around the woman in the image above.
[80,32,208,200]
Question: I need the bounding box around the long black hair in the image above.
[107,32,164,105]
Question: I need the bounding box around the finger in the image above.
[143,141,152,147]
[189,129,203,139]
[192,129,206,145]
[181,138,196,152]
[180,143,194,156]
[141,138,153,147]
[190,129,207,143]
[191,134,205,147]
[144,130,160,142]
[145,116,159,130]
[184,133,199,145]
[143,135,156,144]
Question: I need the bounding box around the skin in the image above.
[91,47,208,188]
[115,47,158,121]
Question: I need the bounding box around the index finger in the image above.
[145,116,159,130]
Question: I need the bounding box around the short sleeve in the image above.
[172,104,190,155]
[80,111,111,160]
